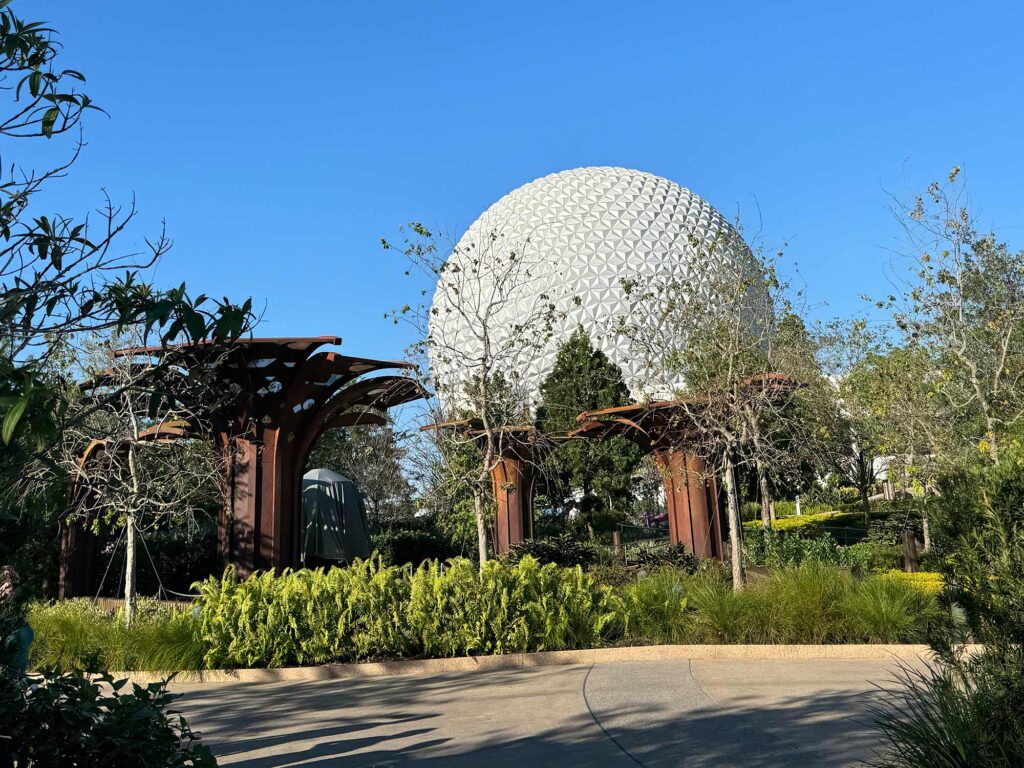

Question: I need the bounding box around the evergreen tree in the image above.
[536,328,642,533]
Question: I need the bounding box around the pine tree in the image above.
[536,328,642,533]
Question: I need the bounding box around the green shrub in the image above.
[505,533,599,568]
[741,500,836,520]
[744,528,843,568]
[867,504,925,545]
[0,668,216,767]
[587,563,635,587]
[742,510,848,535]
[407,557,615,656]
[931,452,1024,651]
[876,570,943,596]
[194,557,413,668]
[625,540,699,572]
[371,523,457,566]
[772,500,835,518]
[869,445,1024,765]
[744,526,904,572]
[101,520,219,597]
[839,486,865,505]
[195,556,616,667]
[836,540,903,573]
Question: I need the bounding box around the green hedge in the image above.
[743,499,848,522]
[29,558,944,671]
[773,500,836,518]
[742,510,864,534]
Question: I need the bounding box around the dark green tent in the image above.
[301,468,372,565]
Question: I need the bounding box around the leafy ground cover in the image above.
[0,668,216,767]
[29,558,943,672]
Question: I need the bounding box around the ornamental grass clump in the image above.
[681,572,758,643]
[751,563,852,643]
[614,567,691,644]
[27,600,111,670]
[27,599,205,672]
[679,564,939,644]
[684,564,852,643]
[842,575,939,643]
[868,651,1024,768]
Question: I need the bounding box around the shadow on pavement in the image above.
[175,664,892,768]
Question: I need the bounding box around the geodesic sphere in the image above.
[428,166,754,407]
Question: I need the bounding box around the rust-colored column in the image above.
[654,448,723,559]
[220,437,259,577]
[490,455,536,556]
[58,520,100,599]
[257,426,285,571]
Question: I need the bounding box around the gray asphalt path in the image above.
[174,658,923,767]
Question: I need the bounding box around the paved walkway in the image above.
[175,657,921,767]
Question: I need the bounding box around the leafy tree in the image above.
[0,1,252,467]
[886,167,1024,465]
[36,329,229,623]
[819,320,896,521]
[618,230,827,589]
[535,327,641,534]
[851,341,943,537]
[420,435,489,558]
[384,223,560,562]
[749,313,841,529]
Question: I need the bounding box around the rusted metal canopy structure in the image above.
[60,336,425,597]
[423,421,554,556]
[568,374,799,560]
[570,402,725,560]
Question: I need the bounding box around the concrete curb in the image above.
[132,643,950,686]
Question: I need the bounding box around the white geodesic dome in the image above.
[428,166,756,408]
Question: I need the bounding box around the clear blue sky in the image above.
[30,1,1024,359]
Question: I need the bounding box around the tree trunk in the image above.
[921,504,932,552]
[757,462,772,529]
[125,438,141,625]
[722,452,746,591]
[858,484,871,527]
[985,421,1000,466]
[124,515,137,625]
[473,487,489,565]
[856,451,871,526]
